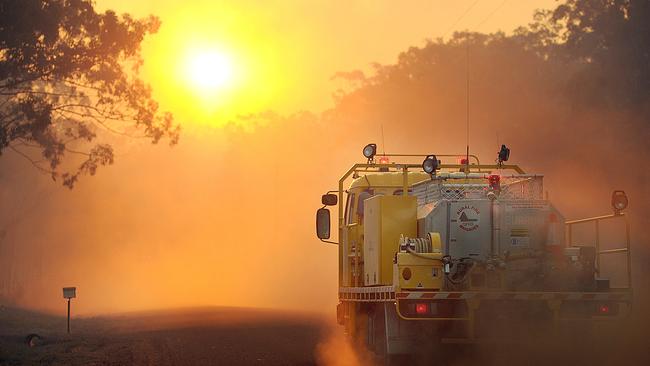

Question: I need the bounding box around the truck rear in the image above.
[316,144,632,361]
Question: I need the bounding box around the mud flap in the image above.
[384,303,419,356]
[336,303,345,325]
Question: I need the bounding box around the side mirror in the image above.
[322,194,338,206]
[316,208,331,239]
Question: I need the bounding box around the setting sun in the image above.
[185,49,234,93]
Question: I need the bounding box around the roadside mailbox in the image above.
[62,287,76,333]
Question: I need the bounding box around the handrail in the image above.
[566,213,625,225]
[565,212,632,290]
[378,153,482,166]
[441,164,525,174]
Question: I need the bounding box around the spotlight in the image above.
[363,143,377,160]
[611,190,628,213]
[422,155,439,174]
[497,144,510,164]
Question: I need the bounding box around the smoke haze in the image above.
[0,7,647,360]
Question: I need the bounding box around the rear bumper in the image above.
[395,290,632,301]
[394,290,632,320]
[337,286,632,322]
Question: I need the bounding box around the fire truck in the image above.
[315,144,632,360]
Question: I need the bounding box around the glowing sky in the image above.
[8,1,647,317]
[97,1,556,125]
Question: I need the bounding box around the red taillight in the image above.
[594,302,618,316]
[415,303,428,315]
[598,304,610,314]
[488,174,501,190]
[379,156,390,164]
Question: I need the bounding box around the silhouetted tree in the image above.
[0,0,179,187]
[327,0,650,143]
[321,0,649,220]
[537,0,650,105]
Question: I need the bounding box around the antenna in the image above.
[496,132,501,171]
[380,124,386,156]
[496,131,500,164]
[454,2,507,173]
[465,36,470,173]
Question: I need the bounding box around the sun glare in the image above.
[146,11,289,124]
[185,49,234,93]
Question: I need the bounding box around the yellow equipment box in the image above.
[363,195,417,285]
[396,252,443,290]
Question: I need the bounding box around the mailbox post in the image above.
[62,287,76,334]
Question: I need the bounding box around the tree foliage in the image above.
[333,0,649,112]
[545,0,650,104]
[324,0,649,205]
[0,0,179,188]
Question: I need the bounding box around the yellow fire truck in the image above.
[316,144,632,360]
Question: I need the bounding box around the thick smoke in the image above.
[0,7,647,364]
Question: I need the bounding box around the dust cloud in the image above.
[0,123,343,315]
[315,324,371,366]
[314,317,649,366]
[0,8,647,366]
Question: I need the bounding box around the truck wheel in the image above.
[371,304,413,366]
[385,355,412,366]
[371,304,387,357]
[351,303,369,347]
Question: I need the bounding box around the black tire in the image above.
[371,304,387,357]
[385,354,413,366]
[370,304,414,366]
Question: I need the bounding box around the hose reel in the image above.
[399,232,442,254]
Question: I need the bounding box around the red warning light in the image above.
[378,156,390,164]
[415,303,428,315]
[598,304,610,314]
[460,158,469,165]
[488,174,501,190]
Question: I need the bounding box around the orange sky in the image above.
[97,0,557,125]
[3,1,647,318]
[4,1,584,316]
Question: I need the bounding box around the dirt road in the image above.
[1,305,649,366]
[0,307,326,365]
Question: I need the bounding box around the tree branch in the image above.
[7,145,54,175]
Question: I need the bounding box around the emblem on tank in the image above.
[456,205,480,231]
